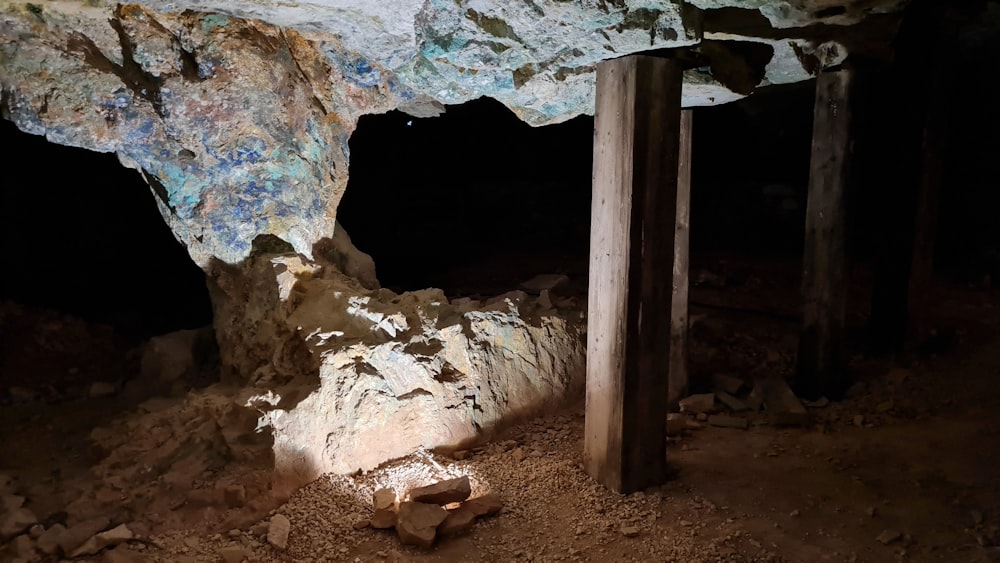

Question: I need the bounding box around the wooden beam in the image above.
[584,55,682,493]
[668,109,693,409]
[794,69,854,400]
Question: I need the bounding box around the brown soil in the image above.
[2,259,999,563]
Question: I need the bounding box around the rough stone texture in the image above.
[267,514,290,550]
[0,507,36,541]
[755,376,809,426]
[214,249,586,493]
[462,494,504,517]
[0,1,905,268]
[408,476,471,505]
[371,488,398,529]
[35,523,65,555]
[395,501,448,549]
[217,545,250,563]
[70,523,134,557]
[8,533,35,559]
[56,517,110,555]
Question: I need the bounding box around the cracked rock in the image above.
[409,476,471,505]
[395,501,448,549]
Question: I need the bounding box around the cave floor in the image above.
[3,257,1000,563]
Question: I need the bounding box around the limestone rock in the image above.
[0,508,37,541]
[395,501,448,549]
[371,489,398,529]
[70,524,134,557]
[680,394,716,415]
[409,477,472,506]
[267,514,291,551]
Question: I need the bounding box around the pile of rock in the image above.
[367,476,502,549]
[1,474,138,562]
[668,374,811,435]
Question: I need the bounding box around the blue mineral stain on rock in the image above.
[201,14,230,34]
[324,46,382,89]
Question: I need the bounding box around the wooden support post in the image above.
[584,55,682,493]
[668,110,693,409]
[795,69,854,400]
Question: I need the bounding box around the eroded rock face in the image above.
[208,244,586,493]
[1,1,906,266]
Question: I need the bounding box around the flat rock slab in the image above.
[409,476,471,505]
[708,415,749,430]
[371,488,398,529]
[438,506,478,537]
[462,494,504,518]
[754,377,809,426]
[679,393,716,415]
[396,501,448,549]
[716,391,751,412]
[57,516,110,555]
[267,514,291,551]
[0,507,37,540]
[218,545,251,563]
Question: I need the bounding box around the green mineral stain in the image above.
[201,14,230,34]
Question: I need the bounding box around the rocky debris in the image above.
[267,514,291,550]
[437,506,477,537]
[715,391,751,413]
[712,374,745,395]
[754,377,809,426]
[70,523,134,557]
[57,517,111,555]
[409,477,472,505]
[395,501,449,549]
[101,544,146,563]
[217,545,251,563]
[223,485,247,509]
[621,525,641,537]
[680,394,717,415]
[371,489,398,529]
[0,507,37,540]
[708,415,750,430]
[8,533,36,559]
[36,523,65,555]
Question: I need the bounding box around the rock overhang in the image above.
[0,0,906,266]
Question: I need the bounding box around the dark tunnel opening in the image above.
[0,119,213,339]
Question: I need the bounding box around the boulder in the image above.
[371,489,398,529]
[267,514,290,551]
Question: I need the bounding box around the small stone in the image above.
[462,494,503,517]
[409,476,471,505]
[707,414,749,430]
[679,393,716,415]
[877,529,902,545]
[621,526,640,538]
[89,381,116,398]
[371,488,398,529]
[352,519,371,530]
[853,415,865,428]
[438,505,477,537]
[2,494,25,512]
[395,501,448,549]
[28,524,43,539]
[789,510,800,517]
[666,413,686,436]
[267,514,291,550]
[512,448,526,462]
[227,529,242,538]
[712,374,744,395]
[696,412,709,422]
[803,397,830,408]
[867,507,878,518]
[451,450,470,461]
[876,400,894,413]
[0,507,37,540]
[223,485,247,508]
[218,546,251,563]
[70,523,134,557]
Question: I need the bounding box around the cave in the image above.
[2,0,1000,561]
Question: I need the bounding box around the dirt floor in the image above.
[2,256,1000,563]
